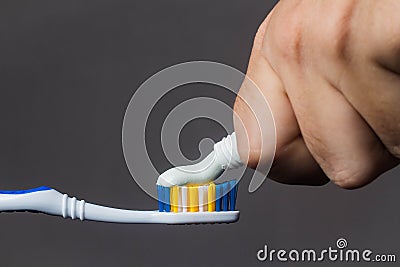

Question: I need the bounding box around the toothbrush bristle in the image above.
[157,180,238,212]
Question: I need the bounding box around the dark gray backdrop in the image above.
[1,1,399,266]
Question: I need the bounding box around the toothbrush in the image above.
[0,133,242,224]
[0,181,239,224]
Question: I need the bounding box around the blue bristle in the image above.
[229,180,236,211]
[222,182,229,211]
[215,184,222,212]
[157,185,164,212]
[164,187,171,212]
[234,183,239,209]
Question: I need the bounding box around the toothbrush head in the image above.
[156,180,239,224]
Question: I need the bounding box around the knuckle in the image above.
[327,161,370,189]
[317,1,358,63]
[263,1,358,66]
[387,143,400,159]
[321,14,354,62]
[267,18,304,64]
[259,3,305,65]
[330,170,361,189]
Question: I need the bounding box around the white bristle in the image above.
[181,186,187,212]
[177,186,182,212]
[198,186,204,212]
[201,186,208,211]
[203,186,208,211]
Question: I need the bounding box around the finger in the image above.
[268,47,397,188]
[336,1,400,158]
[234,15,328,186]
[268,1,399,188]
[271,136,328,186]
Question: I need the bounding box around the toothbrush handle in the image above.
[0,187,157,222]
[0,187,162,223]
[0,187,85,220]
[0,187,240,224]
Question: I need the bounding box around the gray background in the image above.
[0,1,399,266]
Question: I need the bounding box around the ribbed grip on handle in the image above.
[61,194,86,220]
[0,188,86,221]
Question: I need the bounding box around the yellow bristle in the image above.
[171,186,179,212]
[188,186,199,212]
[208,183,215,212]
[170,186,174,212]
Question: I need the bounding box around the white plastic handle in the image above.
[0,188,239,224]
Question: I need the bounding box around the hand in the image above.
[234,0,400,188]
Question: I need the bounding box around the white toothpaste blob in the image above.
[157,132,243,187]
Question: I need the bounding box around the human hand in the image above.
[234,0,400,188]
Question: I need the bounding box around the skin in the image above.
[233,0,400,189]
